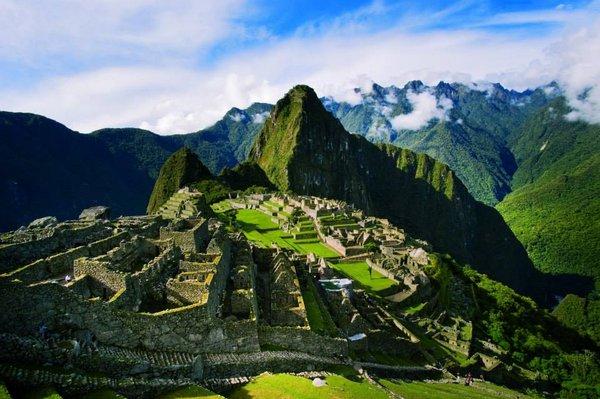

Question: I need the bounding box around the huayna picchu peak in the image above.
[250,85,588,303]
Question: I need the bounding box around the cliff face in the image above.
[250,85,576,301]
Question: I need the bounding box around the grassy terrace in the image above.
[329,261,398,296]
[158,385,224,398]
[230,373,390,399]
[379,380,538,399]
[300,279,339,336]
[233,209,338,258]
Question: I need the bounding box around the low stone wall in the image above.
[0,223,113,272]
[366,258,399,283]
[258,326,348,357]
[0,278,260,354]
[166,280,206,304]
[366,330,418,356]
[159,219,208,253]
[203,351,342,379]
[73,258,127,295]
[4,231,130,284]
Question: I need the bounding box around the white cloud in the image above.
[390,90,453,131]
[229,112,246,122]
[384,91,398,104]
[251,111,270,124]
[0,0,250,65]
[0,1,599,132]
[552,19,600,124]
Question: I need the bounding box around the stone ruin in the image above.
[0,196,358,396]
[0,190,508,396]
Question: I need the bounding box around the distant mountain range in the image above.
[1,80,597,307]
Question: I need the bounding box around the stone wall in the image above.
[366,330,418,356]
[366,258,398,283]
[0,278,260,354]
[5,231,130,284]
[257,326,348,357]
[159,219,208,253]
[0,223,113,272]
[73,258,128,296]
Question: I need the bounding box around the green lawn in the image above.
[235,209,338,258]
[157,385,224,398]
[300,280,339,336]
[229,373,390,399]
[21,387,62,399]
[379,380,536,399]
[329,261,397,295]
[79,390,126,399]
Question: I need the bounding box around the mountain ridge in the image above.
[249,84,591,303]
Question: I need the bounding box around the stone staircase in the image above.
[0,363,195,398]
[157,190,205,220]
[98,346,198,368]
[203,351,342,379]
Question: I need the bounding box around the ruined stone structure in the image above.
[0,191,494,395]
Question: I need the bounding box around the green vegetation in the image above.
[21,387,62,399]
[300,280,339,336]
[329,261,397,295]
[552,294,600,342]
[147,147,212,213]
[496,99,600,317]
[249,84,542,303]
[0,382,10,399]
[229,373,389,399]
[234,209,338,258]
[79,389,126,399]
[379,380,537,399]
[157,385,224,398]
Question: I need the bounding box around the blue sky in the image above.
[0,0,598,133]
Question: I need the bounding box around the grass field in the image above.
[229,373,390,399]
[379,380,537,399]
[158,385,224,398]
[21,387,62,399]
[329,261,397,295]
[79,389,126,399]
[300,280,339,336]
[234,209,338,258]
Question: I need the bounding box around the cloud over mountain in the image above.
[0,1,598,133]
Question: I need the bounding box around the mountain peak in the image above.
[250,84,345,191]
[146,147,212,213]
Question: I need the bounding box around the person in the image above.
[64,274,72,283]
[465,371,473,386]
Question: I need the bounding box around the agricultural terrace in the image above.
[229,372,390,399]
[378,380,538,399]
[232,209,338,258]
[330,261,398,295]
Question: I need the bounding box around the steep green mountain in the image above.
[323,81,553,205]
[496,100,600,338]
[552,294,600,343]
[92,103,272,177]
[0,103,271,231]
[0,112,155,230]
[250,85,581,302]
[497,100,600,282]
[146,147,212,213]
